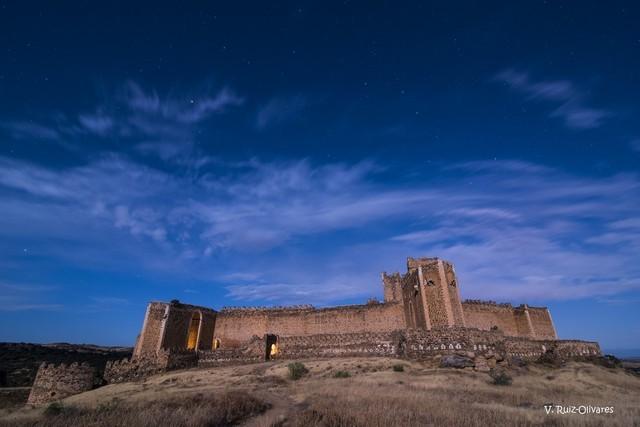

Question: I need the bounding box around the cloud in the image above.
[0,281,62,311]
[123,81,244,124]
[256,95,308,129]
[78,111,114,136]
[0,80,244,162]
[1,121,60,140]
[0,155,638,306]
[494,69,611,129]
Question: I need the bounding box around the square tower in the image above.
[404,257,466,329]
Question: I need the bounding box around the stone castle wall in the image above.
[27,362,96,405]
[104,349,198,383]
[133,302,167,357]
[219,328,600,363]
[134,302,217,356]
[461,301,522,336]
[277,331,403,359]
[461,301,557,339]
[214,302,405,348]
[528,307,557,339]
[197,337,264,367]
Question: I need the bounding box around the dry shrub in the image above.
[333,371,350,378]
[288,362,309,380]
[489,368,512,386]
[4,391,268,427]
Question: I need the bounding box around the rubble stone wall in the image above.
[27,362,96,405]
[277,331,402,359]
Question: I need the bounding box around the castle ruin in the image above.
[127,257,597,368]
[28,257,600,403]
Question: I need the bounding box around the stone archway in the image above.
[187,311,202,350]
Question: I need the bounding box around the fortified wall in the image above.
[27,362,97,405]
[27,255,602,405]
[131,257,561,356]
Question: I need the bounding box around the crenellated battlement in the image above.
[463,299,514,308]
[220,304,315,312]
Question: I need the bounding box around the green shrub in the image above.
[288,362,309,380]
[44,402,64,416]
[392,364,405,372]
[333,370,351,378]
[489,368,512,386]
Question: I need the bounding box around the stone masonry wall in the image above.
[104,349,198,384]
[27,362,96,405]
[198,337,264,367]
[214,303,405,348]
[528,307,557,339]
[133,302,167,357]
[462,301,521,336]
[198,311,217,351]
[277,331,403,359]
[161,305,196,349]
[514,308,534,337]
[403,328,504,359]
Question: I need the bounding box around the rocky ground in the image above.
[1,356,639,426]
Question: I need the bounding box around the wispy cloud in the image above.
[123,82,244,124]
[0,281,62,311]
[0,80,244,162]
[494,69,611,129]
[256,95,308,129]
[1,121,60,140]
[78,111,114,136]
[3,154,637,305]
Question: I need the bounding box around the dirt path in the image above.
[240,388,299,427]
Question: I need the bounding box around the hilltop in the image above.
[1,356,639,427]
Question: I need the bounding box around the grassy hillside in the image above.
[1,356,638,426]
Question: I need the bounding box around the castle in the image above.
[27,257,601,404]
[130,257,595,364]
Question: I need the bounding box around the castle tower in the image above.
[381,272,402,303]
[405,257,466,329]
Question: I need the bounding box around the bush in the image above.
[43,402,64,416]
[489,368,512,386]
[288,362,309,380]
[392,364,405,372]
[333,371,351,378]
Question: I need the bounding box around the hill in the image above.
[0,342,132,388]
[1,356,638,426]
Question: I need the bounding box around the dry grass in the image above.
[2,357,639,427]
[0,391,268,427]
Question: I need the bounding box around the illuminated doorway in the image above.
[265,334,278,360]
[186,312,202,350]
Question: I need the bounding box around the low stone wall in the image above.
[104,349,198,384]
[253,328,600,365]
[403,327,504,359]
[27,362,96,405]
[277,331,403,359]
[104,356,165,384]
[198,349,263,367]
[198,336,264,367]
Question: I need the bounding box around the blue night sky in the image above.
[0,2,639,352]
